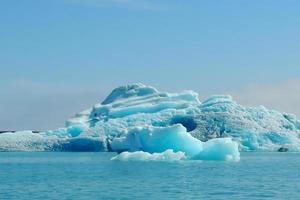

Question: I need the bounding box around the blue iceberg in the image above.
[1,83,300,161]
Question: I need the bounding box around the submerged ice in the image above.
[1,83,300,161]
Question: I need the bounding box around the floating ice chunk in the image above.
[110,124,240,161]
[193,138,240,161]
[111,149,186,162]
[110,124,203,156]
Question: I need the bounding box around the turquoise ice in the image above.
[1,83,300,161]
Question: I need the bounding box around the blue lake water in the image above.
[0,152,299,200]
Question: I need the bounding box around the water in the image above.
[0,152,299,200]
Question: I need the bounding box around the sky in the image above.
[1,0,300,130]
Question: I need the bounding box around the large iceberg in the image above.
[1,83,300,161]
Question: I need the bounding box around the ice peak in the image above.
[101,83,158,105]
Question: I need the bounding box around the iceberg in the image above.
[1,83,300,161]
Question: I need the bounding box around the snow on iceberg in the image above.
[1,83,300,161]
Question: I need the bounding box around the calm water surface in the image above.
[0,152,299,200]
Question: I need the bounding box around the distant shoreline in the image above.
[0,131,41,134]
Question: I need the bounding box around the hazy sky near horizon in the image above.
[1,0,300,130]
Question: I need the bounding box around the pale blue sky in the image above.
[1,0,300,130]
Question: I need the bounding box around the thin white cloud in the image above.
[228,79,300,117]
[0,79,105,130]
[2,78,300,130]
